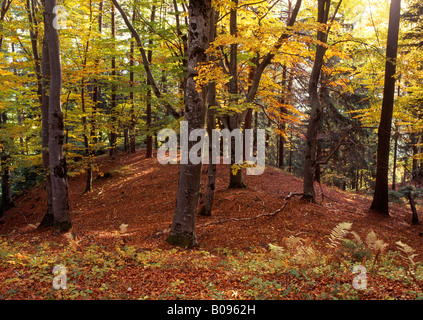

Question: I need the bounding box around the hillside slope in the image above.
[0,150,422,300]
[1,150,421,253]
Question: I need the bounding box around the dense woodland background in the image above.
[0,0,422,300]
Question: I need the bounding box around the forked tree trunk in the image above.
[167,0,211,248]
[370,0,401,215]
[45,0,71,232]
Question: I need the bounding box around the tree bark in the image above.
[45,0,71,232]
[302,0,342,200]
[199,8,218,217]
[392,129,399,190]
[226,0,247,189]
[407,195,419,224]
[370,0,401,215]
[38,1,54,228]
[129,7,136,154]
[167,0,211,248]
[0,113,13,218]
[109,0,118,158]
[145,6,156,159]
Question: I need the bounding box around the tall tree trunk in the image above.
[129,8,136,154]
[167,0,211,248]
[199,7,218,217]
[145,6,156,159]
[226,0,247,189]
[0,113,13,218]
[82,1,94,193]
[303,0,341,200]
[38,2,54,228]
[370,0,401,215]
[82,82,93,193]
[45,0,71,232]
[109,0,118,158]
[91,0,103,152]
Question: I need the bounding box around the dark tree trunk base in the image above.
[198,205,211,216]
[53,221,72,233]
[228,181,247,189]
[166,233,198,249]
[37,211,54,229]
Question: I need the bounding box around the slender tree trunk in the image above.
[82,1,94,193]
[109,0,118,158]
[226,0,247,189]
[82,82,93,193]
[91,1,103,152]
[404,193,419,225]
[129,8,136,154]
[411,133,419,180]
[392,130,399,190]
[199,8,218,217]
[370,0,401,215]
[167,0,211,248]
[303,0,341,200]
[45,0,71,232]
[145,6,155,159]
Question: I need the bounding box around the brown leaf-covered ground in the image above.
[0,150,422,300]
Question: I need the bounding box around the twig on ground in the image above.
[146,192,303,239]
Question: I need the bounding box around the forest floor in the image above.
[0,150,422,300]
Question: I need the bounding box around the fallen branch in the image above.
[146,192,302,239]
[197,192,302,229]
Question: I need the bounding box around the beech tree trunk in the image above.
[199,8,218,217]
[38,3,54,228]
[45,0,71,232]
[370,0,401,215]
[167,0,211,248]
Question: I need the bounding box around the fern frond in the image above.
[268,243,284,256]
[350,231,363,245]
[329,222,352,249]
[396,241,418,266]
[284,236,304,251]
[366,231,388,253]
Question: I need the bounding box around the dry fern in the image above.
[365,231,388,254]
[268,243,284,256]
[328,222,353,249]
[396,241,418,267]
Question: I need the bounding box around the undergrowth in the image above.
[0,222,422,300]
